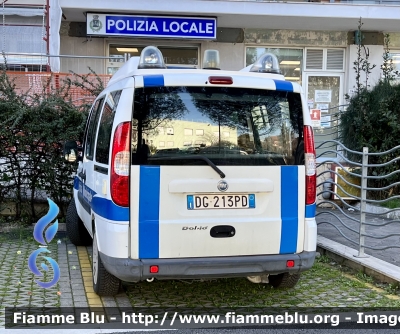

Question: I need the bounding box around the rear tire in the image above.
[92,232,121,296]
[269,272,300,288]
[66,198,92,246]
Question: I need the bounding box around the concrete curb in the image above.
[317,235,400,285]
[354,202,400,219]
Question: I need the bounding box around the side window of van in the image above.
[95,91,121,164]
[85,97,104,160]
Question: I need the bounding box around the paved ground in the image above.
[0,229,399,331]
[316,206,400,267]
[0,208,399,331]
[58,242,132,309]
[0,231,133,327]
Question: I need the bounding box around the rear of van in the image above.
[101,70,317,288]
[64,48,317,295]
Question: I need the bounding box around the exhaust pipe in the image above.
[146,277,155,283]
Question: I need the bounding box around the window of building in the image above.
[1,12,48,72]
[184,128,193,136]
[304,48,345,72]
[107,45,199,75]
[213,131,220,137]
[223,131,230,138]
[158,127,165,135]
[195,129,204,136]
[246,47,303,84]
[159,141,165,147]
[386,53,400,79]
[166,127,174,135]
[167,141,174,147]
[183,141,192,146]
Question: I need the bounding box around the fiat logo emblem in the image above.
[217,180,228,192]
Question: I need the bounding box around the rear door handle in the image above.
[210,225,236,238]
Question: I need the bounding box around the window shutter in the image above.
[326,49,344,71]
[306,49,323,70]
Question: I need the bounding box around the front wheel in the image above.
[92,232,121,296]
[269,273,300,288]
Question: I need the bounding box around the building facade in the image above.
[3,0,400,152]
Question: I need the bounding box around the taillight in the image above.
[150,265,159,273]
[208,76,233,85]
[111,122,131,207]
[286,260,295,268]
[304,125,316,205]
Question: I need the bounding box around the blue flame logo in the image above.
[28,198,60,289]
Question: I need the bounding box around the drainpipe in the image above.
[45,0,50,72]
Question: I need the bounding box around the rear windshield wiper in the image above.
[149,155,226,179]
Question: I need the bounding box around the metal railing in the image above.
[316,111,400,258]
[0,52,111,74]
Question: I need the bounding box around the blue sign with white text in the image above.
[87,13,216,39]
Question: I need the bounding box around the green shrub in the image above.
[0,69,102,222]
[339,30,400,200]
[340,81,400,199]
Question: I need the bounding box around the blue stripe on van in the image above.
[305,203,316,218]
[139,166,161,259]
[73,176,129,221]
[143,75,165,87]
[273,79,293,92]
[280,166,298,254]
[92,196,129,221]
[74,176,80,190]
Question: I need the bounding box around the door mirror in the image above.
[63,141,78,163]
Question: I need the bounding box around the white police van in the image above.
[64,46,317,296]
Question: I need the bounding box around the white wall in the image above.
[201,42,245,71]
[60,36,105,74]
[346,45,384,96]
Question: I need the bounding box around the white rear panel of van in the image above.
[130,165,305,259]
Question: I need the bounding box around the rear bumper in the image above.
[100,251,316,282]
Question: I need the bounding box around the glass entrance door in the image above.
[305,73,343,160]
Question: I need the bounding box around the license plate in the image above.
[187,194,255,210]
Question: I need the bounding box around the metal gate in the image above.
[315,109,400,261]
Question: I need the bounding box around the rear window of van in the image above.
[132,86,304,166]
